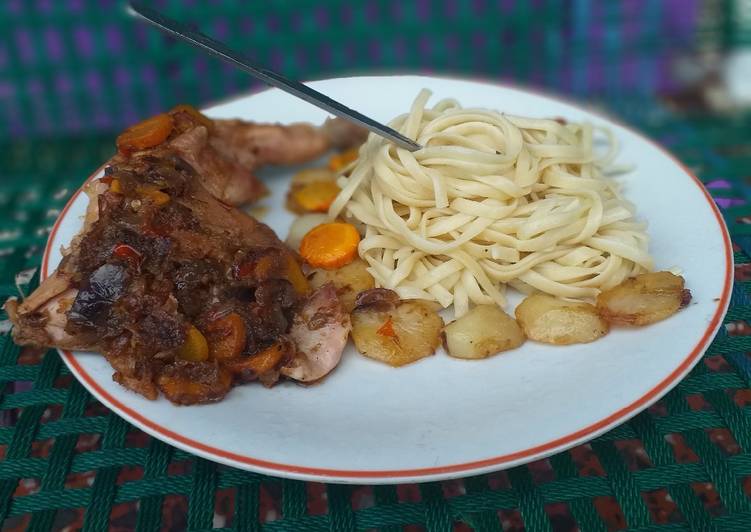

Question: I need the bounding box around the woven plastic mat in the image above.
[0,101,750,531]
[2,0,743,139]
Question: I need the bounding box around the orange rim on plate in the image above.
[41,82,733,481]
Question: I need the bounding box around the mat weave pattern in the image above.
[1,0,742,138]
[1,102,750,532]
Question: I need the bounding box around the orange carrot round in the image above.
[116,113,174,156]
[328,148,359,171]
[300,222,360,270]
[206,312,246,360]
[291,181,340,213]
[170,104,214,131]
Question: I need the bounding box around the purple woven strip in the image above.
[74,25,94,59]
[716,198,746,208]
[7,0,22,14]
[0,1,704,137]
[416,0,430,21]
[106,24,125,55]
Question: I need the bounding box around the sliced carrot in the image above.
[109,178,123,194]
[156,366,231,405]
[170,104,214,131]
[300,222,360,270]
[206,312,246,360]
[328,147,359,171]
[291,181,340,213]
[224,341,289,377]
[285,254,309,295]
[116,113,174,156]
[177,325,209,362]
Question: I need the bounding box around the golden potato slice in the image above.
[596,271,691,326]
[309,258,375,312]
[445,305,525,359]
[515,294,608,345]
[351,289,443,367]
[291,168,336,185]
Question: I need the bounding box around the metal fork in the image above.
[128,2,422,151]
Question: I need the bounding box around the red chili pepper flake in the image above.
[112,243,142,266]
[377,317,397,338]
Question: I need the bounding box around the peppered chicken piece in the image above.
[6,107,355,405]
[111,105,367,206]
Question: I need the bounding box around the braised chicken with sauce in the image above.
[5,106,359,404]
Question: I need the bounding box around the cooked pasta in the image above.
[329,89,653,317]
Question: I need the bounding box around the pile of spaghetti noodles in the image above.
[328,90,653,317]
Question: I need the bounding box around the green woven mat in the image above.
[0,101,751,531]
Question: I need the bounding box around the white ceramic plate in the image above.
[44,75,732,484]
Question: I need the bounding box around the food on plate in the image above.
[308,258,375,313]
[8,90,698,406]
[350,289,443,367]
[286,168,341,214]
[155,360,233,405]
[214,115,365,169]
[328,147,360,172]
[290,167,338,186]
[116,112,175,155]
[299,222,361,270]
[444,305,525,359]
[5,106,362,405]
[291,181,341,213]
[204,312,246,360]
[596,271,691,326]
[283,91,692,362]
[329,90,653,319]
[280,284,351,382]
[176,324,210,362]
[285,213,332,251]
[515,294,609,345]
[112,105,366,207]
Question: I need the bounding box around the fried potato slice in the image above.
[596,271,691,326]
[351,289,443,367]
[445,305,525,359]
[291,168,336,185]
[515,294,608,345]
[308,258,375,312]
